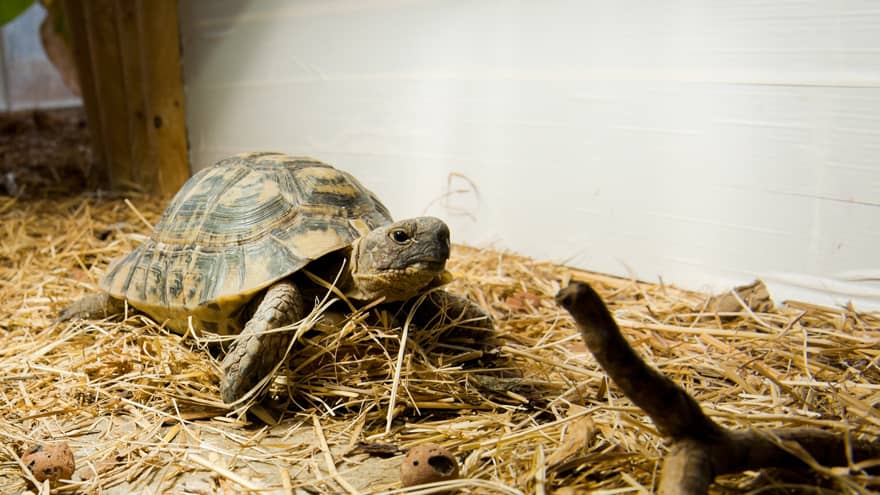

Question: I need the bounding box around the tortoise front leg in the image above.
[400,290,494,333]
[220,280,304,404]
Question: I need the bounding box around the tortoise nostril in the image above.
[437,228,450,253]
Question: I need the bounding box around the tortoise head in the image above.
[348,217,451,302]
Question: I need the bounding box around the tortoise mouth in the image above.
[410,259,447,272]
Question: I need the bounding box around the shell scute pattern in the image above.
[100,152,394,334]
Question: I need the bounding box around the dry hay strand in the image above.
[1,192,879,494]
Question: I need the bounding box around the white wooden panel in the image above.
[179,0,880,310]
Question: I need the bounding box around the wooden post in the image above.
[62,0,189,196]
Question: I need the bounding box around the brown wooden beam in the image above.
[62,0,189,196]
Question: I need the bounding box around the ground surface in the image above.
[1,109,878,494]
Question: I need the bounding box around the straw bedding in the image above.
[1,110,878,494]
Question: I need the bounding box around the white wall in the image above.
[179,0,880,310]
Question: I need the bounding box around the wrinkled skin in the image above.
[348,217,451,302]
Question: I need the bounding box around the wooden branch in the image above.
[556,282,880,494]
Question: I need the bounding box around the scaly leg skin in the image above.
[390,290,498,355]
[58,293,127,322]
[220,280,303,405]
[398,290,494,333]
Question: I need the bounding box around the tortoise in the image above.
[61,152,491,404]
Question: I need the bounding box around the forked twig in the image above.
[555,282,880,494]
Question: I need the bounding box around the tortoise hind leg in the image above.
[58,293,126,322]
[220,280,304,404]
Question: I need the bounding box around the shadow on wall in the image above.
[176,0,254,93]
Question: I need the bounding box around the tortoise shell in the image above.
[100,152,393,333]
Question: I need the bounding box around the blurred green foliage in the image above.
[0,0,34,27]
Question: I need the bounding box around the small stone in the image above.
[400,443,459,488]
[21,442,75,484]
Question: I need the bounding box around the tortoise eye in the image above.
[390,229,412,244]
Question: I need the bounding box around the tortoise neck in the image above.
[295,246,358,297]
[341,239,370,300]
